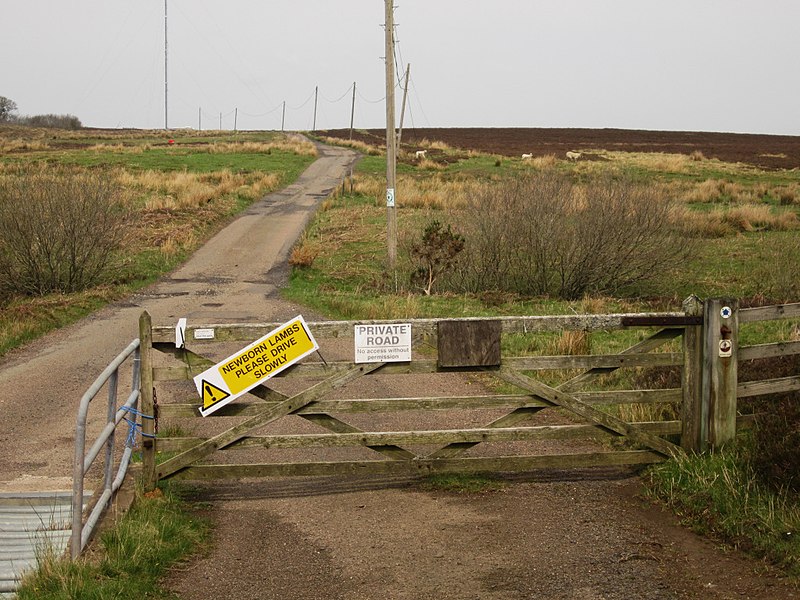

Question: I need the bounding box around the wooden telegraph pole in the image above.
[385,0,397,271]
[164,0,168,130]
[397,63,410,151]
[349,82,356,140]
[312,85,319,132]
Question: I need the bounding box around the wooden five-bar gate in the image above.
[134,297,800,488]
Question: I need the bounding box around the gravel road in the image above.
[0,141,796,599]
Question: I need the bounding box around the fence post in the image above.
[681,295,705,452]
[702,298,739,448]
[138,311,157,490]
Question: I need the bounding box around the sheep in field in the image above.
[566,151,582,161]
[521,153,533,160]
[415,150,427,159]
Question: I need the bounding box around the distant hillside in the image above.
[320,127,800,170]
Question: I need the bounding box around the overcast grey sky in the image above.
[2,1,798,134]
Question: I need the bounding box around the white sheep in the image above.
[521,153,533,160]
[415,150,427,159]
[566,151,582,161]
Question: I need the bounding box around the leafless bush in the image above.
[0,166,129,297]
[449,172,690,300]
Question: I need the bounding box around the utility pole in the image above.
[397,63,410,151]
[312,85,318,132]
[198,107,201,131]
[385,0,397,271]
[234,107,238,132]
[281,101,286,132]
[219,112,222,130]
[164,0,168,130]
[349,82,357,139]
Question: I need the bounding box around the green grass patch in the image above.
[15,483,209,600]
[644,439,800,577]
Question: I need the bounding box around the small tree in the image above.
[0,96,17,122]
[409,220,465,295]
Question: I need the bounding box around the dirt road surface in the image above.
[1,142,797,599]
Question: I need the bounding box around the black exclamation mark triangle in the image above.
[201,380,230,411]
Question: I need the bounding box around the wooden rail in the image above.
[135,300,800,488]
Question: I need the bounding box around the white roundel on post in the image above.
[720,306,732,319]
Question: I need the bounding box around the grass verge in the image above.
[15,483,209,600]
[644,437,800,577]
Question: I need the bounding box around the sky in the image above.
[2,1,798,135]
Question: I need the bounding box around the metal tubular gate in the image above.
[71,339,141,559]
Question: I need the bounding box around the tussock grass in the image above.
[351,174,481,210]
[546,330,590,356]
[689,150,706,161]
[87,143,147,154]
[416,138,452,152]
[416,158,446,171]
[0,138,51,152]
[319,136,382,156]
[289,234,320,267]
[603,151,696,173]
[530,154,558,169]
[675,204,799,237]
[645,442,800,577]
[207,139,317,156]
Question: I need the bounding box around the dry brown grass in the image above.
[115,168,280,211]
[289,236,320,267]
[88,143,146,153]
[684,179,769,204]
[603,151,694,173]
[675,204,799,237]
[207,139,317,157]
[352,174,482,210]
[726,205,798,231]
[0,138,51,152]
[689,150,706,161]
[319,136,382,156]
[416,138,452,152]
[546,330,591,355]
[416,158,446,171]
[530,154,558,169]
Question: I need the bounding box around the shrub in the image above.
[689,150,706,161]
[0,166,129,297]
[409,220,465,295]
[16,113,82,129]
[450,172,690,300]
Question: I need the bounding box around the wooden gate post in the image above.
[681,296,705,452]
[703,298,739,448]
[138,311,157,490]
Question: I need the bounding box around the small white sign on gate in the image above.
[354,323,411,363]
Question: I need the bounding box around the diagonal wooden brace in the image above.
[495,368,684,458]
[426,328,682,459]
[156,362,385,480]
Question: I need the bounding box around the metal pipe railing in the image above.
[71,339,141,559]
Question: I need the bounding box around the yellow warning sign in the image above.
[193,316,319,417]
[219,320,316,395]
[201,380,230,411]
